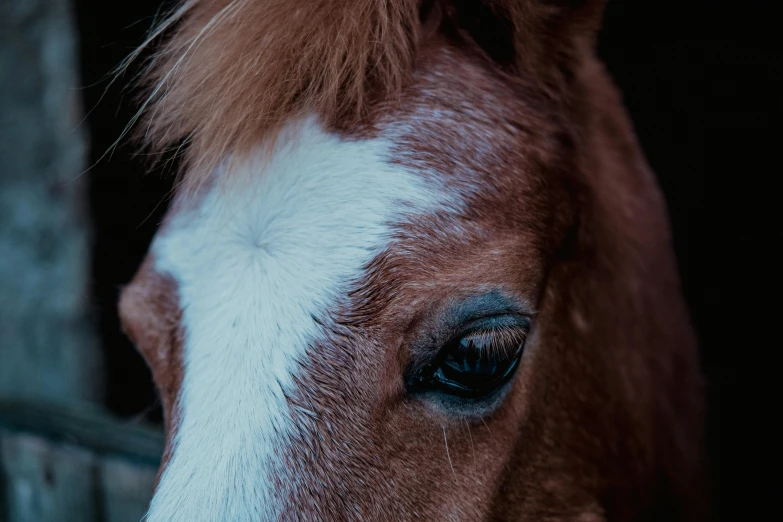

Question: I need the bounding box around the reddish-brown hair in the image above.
[123,2,707,518]
[136,0,606,191]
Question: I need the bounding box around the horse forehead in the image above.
[142,117,457,521]
[154,118,454,285]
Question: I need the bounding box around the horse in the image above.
[118,0,706,520]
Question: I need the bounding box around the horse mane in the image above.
[135,0,603,191]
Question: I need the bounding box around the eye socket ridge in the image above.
[407,317,530,400]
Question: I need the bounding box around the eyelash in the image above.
[457,326,528,358]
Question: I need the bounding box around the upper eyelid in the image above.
[455,313,532,337]
[403,291,534,366]
[406,314,532,376]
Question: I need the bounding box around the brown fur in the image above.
[137,0,606,193]
[270,40,705,520]
[118,256,184,484]
[121,0,706,519]
[139,0,419,191]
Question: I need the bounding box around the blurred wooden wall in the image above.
[1,0,162,519]
[0,400,162,522]
[0,0,101,404]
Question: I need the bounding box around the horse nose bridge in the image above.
[145,406,293,522]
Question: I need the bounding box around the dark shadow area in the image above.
[599,2,778,519]
[72,1,778,519]
[74,0,178,424]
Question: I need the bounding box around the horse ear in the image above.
[436,0,607,75]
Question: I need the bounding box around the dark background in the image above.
[73,1,779,519]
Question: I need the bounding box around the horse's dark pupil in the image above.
[429,334,523,398]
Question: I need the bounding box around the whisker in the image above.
[464,419,476,466]
[481,417,492,435]
[442,425,456,479]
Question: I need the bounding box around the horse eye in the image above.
[410,327,527,400]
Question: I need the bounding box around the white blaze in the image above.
[145,117,441,521]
